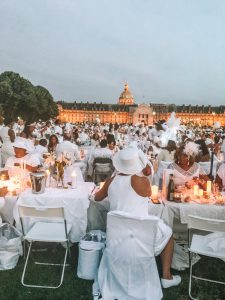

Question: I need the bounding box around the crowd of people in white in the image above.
[0,113,225,293]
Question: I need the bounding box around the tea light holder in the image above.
[206,181,211,193]
[71,171,77,189]
[193,185,199,196]
[151,185,159,200]
[198,189,203,197]
[46,170,51,188]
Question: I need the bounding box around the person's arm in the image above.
[25,164,38,172]
[131,175,151,197]
[94,176,115,202]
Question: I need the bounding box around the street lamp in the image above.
[212,112,215,125]
[114,113,117,124]
[152,111,156,123]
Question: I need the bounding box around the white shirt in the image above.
[79,132,89,143]
[92,147,113,159]
[5,154,40,169]
[54,125,63,135]
[56,140,80,163]
[34,145,48,156]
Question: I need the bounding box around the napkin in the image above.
[205,232,225,253]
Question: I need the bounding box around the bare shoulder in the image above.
[131,175,151,197]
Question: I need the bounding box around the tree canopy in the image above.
[0,71,58,124]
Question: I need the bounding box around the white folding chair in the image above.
[98,210,163,300]
[18,205,72,289]
[187,215,225,300]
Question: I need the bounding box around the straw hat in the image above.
[113,147,144,175]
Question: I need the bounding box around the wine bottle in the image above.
[167,174,175,201]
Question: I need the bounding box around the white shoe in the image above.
[161,275,181,288]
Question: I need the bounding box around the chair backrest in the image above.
[18,205,65,219]
[93,157,113,165]
[93,158,113,174]
[188,215,225,233]
[98,211,162,299]
[106,211,158,257]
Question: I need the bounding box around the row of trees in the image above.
[0,71,58,124]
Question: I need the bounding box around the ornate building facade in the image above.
[58,84,225,126]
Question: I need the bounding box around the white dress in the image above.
[168,162,205,186]
[108,175,149,216]
[0,127,14,165]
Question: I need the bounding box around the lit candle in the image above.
[151,185,159,200]
[46,170,51,188]
[206,181,211,193]
[194,185,199,196]
[71,171,77,189]
[199,189,203,197]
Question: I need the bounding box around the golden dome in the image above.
[118,83,134,105]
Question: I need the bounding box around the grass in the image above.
[0,243,224,300]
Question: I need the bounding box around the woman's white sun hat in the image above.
[13,139,34,153]
[113,147,144,175]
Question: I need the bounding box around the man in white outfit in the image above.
[55,134,80,163]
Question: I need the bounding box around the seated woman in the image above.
[195,139,210,162]
[48,134,59,154]
[5,139,40,184]
[168,142,206,186]
[94,147,181,288]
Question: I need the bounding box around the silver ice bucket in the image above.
[30,172,47,194]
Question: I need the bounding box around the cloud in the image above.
[0,0,225,105]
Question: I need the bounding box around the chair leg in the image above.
[67,240,71,258]
[21,241,33,286]
[188,253,198,300]
[23,239,26,259]
[21,241,68,289]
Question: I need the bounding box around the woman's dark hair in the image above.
[22,124,34,138]
[214,135,220,144]
[106,133,115,143]
[48,134,59,152]
[195,139,209,156]
[174,144,195,165]
[92,133,100,140]
[55,119,61,126]
[100,139,107,148]
[166,140,177,153]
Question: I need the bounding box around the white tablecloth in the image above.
[149,201,225,227]
[14,182,95,243]
[0,195,18,224]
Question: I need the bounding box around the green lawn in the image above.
[0,243,224,300]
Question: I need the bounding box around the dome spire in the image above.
[118,83,134,105]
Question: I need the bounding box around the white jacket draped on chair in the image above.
[98,211,163,300]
